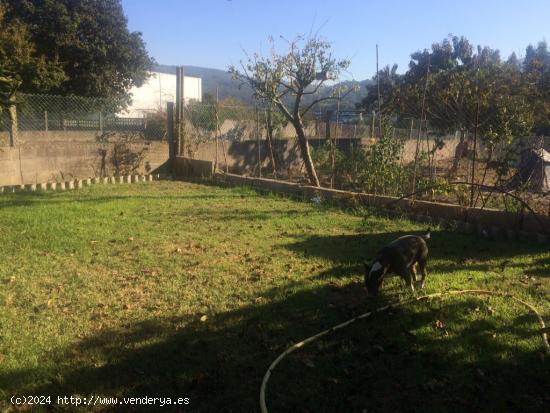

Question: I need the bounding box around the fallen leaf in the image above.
[200,315,208,322]
[433,319,446,329]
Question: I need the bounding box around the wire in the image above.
[259,289,549,413]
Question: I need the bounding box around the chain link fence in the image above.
[306,106,550,215]
[0,94,167,143]
[2,91,548,214]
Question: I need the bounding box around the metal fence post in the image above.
[325,110,332,140]
[44,110,48,132]
[256,104,261,178]
[175,66,184,156]
[167,102,176,166]
[99,111,103,133]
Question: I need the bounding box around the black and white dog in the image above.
[364,229,431,295]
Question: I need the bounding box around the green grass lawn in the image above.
[0,180,548,412]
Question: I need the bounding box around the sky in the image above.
[121,0,550,81]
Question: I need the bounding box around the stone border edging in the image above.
[0,174,160,195]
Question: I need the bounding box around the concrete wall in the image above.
[0,132,169,185]
[173,157,213,178]
[0,130,104,145]
[187,136,462,175]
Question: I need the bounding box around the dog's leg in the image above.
[395,258,415,291]
[410,262,418,283]
[407,268,415,291]
[418,259,428,289]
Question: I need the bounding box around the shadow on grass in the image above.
[1,279,547,413]
[0,192,252,209]
[283,229,550,280]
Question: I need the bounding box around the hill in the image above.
[154,64,371,111]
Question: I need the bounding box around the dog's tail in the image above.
[422,228,431,241]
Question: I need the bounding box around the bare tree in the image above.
[230,35,354,187]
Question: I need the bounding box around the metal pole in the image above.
[470,100,480,207]
[214,87,219,171]
[44,110,48,132]
[376,44,382,135]
[411,55,430,197]
[256,104,261,177]
[175,66,184,155]
[180,66,185,155]
[166,102,175,162]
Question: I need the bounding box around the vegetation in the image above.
[0,4,64,136]
[0,181,548,412]
[2,0,153,106]
[230,34,355,186]
[358,36,545,177]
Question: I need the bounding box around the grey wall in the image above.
[189,137,462,174]
[0,131,169,185]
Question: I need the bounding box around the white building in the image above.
[120,71,202,118]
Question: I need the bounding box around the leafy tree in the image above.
[0,4,64,143]
[360,35,534,182]
[262,104,289,176]
[230,35,354,187]
[3,0,153,105]
[358,64,401,117]
[523,41,550,134]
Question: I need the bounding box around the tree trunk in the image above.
[450,129,466,178]
[265,109,278,178]
[7,100,18,147]
[295,121,320,187]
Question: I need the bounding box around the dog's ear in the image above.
[363,262,371,273]
[424,228,431,240]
